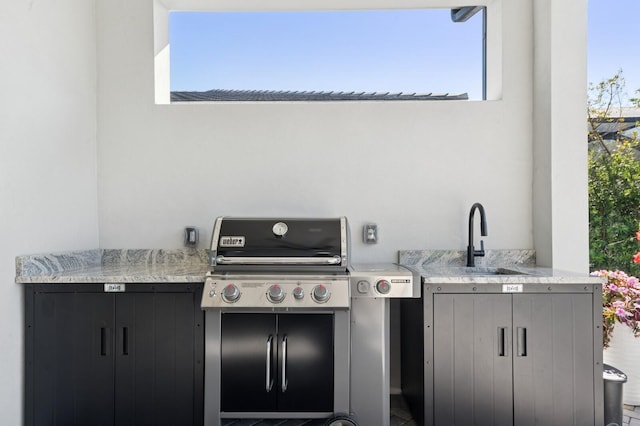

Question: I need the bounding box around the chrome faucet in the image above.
[467,202,488,267]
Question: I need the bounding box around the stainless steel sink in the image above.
[463,267,527,276]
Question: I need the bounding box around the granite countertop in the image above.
[15,249,210,283]
[398,249,603,284]
[16,248,603,286]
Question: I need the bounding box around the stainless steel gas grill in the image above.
[201,217,355,426]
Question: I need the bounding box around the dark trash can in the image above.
[603,363,628,426]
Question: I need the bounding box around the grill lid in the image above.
[209,217,349,271]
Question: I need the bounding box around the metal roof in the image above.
[170,89,469,102]
[589,121,637,135]
[589,110,640,142]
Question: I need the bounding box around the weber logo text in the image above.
[220,236,246,247]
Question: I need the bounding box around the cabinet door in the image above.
[114,292,201,425]
[433,294,513,426]
[220,313,278,412]
[33,292,115,426]
[513,293,595,426]
[277,313,334,412]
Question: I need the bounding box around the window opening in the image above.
[166,8,486,102]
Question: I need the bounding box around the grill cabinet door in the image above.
[221,313,278,412]
[32,292,115,426]
[433,293,513,426]
[220,313,334,413]
[277,313,334,412]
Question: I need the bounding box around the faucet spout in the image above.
[467,202,488,267]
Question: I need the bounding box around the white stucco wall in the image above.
[532,0,589,272]
[97,0,540,264]
[0,2,99,424]
[0,0,589,421]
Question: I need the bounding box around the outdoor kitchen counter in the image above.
[15,249,210,283]
[398,249,603,285]
[398,250,605,426]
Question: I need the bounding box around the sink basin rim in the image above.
[461,267,528,276]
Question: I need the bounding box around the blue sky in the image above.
[170,2,640,103]
[588,0,640,103]
[169,9,484,98]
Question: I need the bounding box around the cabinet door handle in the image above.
[100,327,111,356]
[266,335,273,392]
[517,327,527,357]
[122,327,129,356]
[281,335,288,393]
[497,327,507,357]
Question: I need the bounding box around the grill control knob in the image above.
[222,284,240,303]
[313,285,330,303]
[376,279,391,295]
[267,285,285,303]
[293,286,305,300]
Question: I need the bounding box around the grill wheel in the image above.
[325,415,358,426]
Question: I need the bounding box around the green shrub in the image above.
[588,71,640,274]
[589,141,640,275]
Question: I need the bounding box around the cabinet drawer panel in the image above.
[33,293,115,426]
[115,292,199,425]
[513,293,595,426]
[433,294,513,426]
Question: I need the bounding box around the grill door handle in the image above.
[281,335,288,393]
[266,335,274,392]
[216,255,342,265]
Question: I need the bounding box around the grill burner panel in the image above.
[202,274,350,309]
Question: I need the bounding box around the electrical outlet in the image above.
[184,227,198,247]
[364,224,378,244]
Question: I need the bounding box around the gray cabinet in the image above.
[401,283,604,426]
